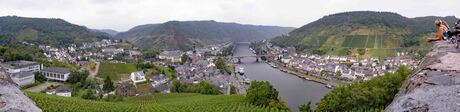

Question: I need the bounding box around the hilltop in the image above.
[0,16,110,47]
[115,20,294,50]
[271,11,458,58]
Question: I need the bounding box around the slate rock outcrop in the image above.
[386,43,460,112]
[0,69,42,112]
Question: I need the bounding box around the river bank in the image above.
[267,61,344,86]
[234,43,330,111]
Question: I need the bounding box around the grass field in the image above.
[27,92,286,112]
[97,62,137,80]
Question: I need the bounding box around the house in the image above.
[150,74,169,87]
[1,60,42,74]
[56,85,72,97]
[45,89,55,95]
[115,83,137,97]
[10,72,35,87]
[281,55,292,64]
[102,48,124,54]
[159,50,183,63]
[130,71,146,83]
[129,50,142,57]
[41,67,71,81]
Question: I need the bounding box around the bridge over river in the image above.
[232,43,330,111]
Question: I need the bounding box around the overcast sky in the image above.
[0,0,458,31]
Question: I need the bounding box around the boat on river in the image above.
[237,67,245,75]
[325,84,333,89]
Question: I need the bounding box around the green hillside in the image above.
[27,92,286,112]
[271,11,458,58]
[0,16,110,47]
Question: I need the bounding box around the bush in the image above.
[170,80,222,95]
[315,66,411,111]
[81,89,97,100]
[245,81,287,110]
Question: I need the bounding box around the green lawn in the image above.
[97,62,137,80]
[27,92,286,112]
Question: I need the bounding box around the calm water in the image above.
[233,44,330,111]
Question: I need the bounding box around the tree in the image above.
[315,66,412,111]
[215,57,226,70]
[170,80,188,93]
[83,77,97,89]
[196,80,221,95]
[299,101,312,112]
[245,81,286,110]
[103,76,115,93]
[34,72,46,82]
[82,89,97,100]
[143,48,158,59]
[357,48,366,55]
[67,71,89,84]
[230,85,237,95]
[180,54,188,65]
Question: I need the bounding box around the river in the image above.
[233,44,330,111]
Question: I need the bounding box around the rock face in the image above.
[0,69,42,112]
[386,43,460,112]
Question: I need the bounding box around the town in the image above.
[4,39,251,99]
[4,37,418,100]
[252,41,418,85]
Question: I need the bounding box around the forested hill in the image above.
[95,29,119,36]
[271,11,458,58]
[115,20,294,51]
[0,16,110,47]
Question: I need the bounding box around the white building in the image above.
[131,71,146,83]
[55,85,71,97]
[1,60,42,86]
[10,72,35,87]
[41,67,71,82]
[159,50,183,63]
[1,60,42,74]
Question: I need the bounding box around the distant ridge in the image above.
[271,11,458,58]
[0,16,110,47]
[115,20,295,50]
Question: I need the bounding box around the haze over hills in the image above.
[115,20,295,50]
[0,16,110,47]
[95,29,119,36]
[271,11,458,58]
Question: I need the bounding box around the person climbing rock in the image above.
[427,19,449,42]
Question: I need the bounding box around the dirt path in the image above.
[89,62,100,78]
[27,82,62,92]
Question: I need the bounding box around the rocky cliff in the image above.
[386,42,460,112]
[0,69,42,112]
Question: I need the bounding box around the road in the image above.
[27,82,62,92]
[89,62,100,77]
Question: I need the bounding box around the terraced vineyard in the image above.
[27,92,287,112]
